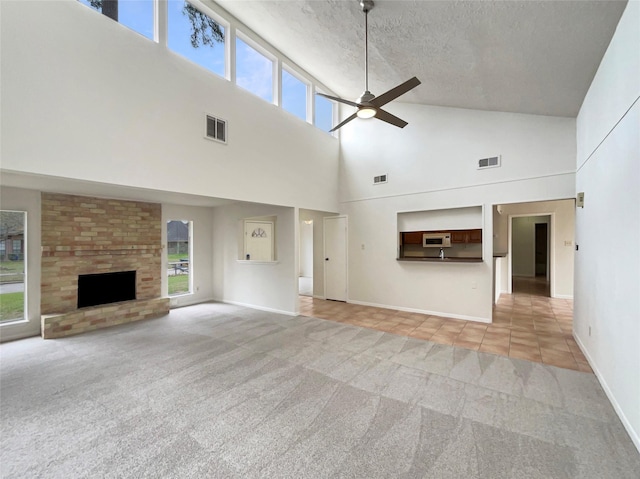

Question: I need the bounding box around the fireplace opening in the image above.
[77,271,136,309]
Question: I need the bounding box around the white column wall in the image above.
[575,1,640,452]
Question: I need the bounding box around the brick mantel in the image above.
[40,193,168,338]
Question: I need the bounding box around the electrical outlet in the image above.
[471,281,477,289]
[361,244,365,250]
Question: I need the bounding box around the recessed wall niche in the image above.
[239,215,277,262]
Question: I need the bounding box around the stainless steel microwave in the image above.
[423,232,451,248]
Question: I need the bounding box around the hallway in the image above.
[299,283,590,372]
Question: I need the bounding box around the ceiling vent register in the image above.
[373,174,388,184]
[206,115,227,143]
[477,156,501,169]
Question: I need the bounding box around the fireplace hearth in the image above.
[77,270,136,308]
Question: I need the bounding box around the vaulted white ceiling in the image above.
[216,0,627,117]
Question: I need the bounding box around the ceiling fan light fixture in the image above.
[357,106,377,119]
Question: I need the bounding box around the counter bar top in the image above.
[397,257,483,263]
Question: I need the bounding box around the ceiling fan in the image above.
[318,0,421,132]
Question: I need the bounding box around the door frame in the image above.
[323,215,348,302]
[508,212,555,296]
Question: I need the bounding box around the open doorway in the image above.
[299,220,313,296]
[511,214,551,297]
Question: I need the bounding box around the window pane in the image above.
[78,0,154,40]
[236,37,273,103]
[167,220,191,296]
[0,211,26,323]
[168,1,226,77]
[282,69,307,121]
[315,93,334,133]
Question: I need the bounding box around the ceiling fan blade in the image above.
[371,77,421,108]
[329,112,358,132]
[317,92,359,108]
[374,108,408,128]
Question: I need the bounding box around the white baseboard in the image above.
[221,300,297,317]
[169,295,215,309]
[347,299,491,324]
[312,295,325,300]
[574,333,640,454]
[552,294,574,300]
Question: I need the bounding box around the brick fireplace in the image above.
[40,193,169,339]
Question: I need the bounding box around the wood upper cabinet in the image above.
[469,229,482,243]
[451,229,483,244]
[402,232,423,244]
[451,231,468,243]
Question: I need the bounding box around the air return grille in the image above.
[205,115,227,143]
[373,174,388,184]
[477,156,500,169]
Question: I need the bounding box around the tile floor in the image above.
[299,277,591,373]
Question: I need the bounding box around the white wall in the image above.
[213,202,297,315]
[299,221,313,277]
[0,0,339,213]
[162,204,215,308]
[0,187,41,341]
[340,104,576,321]
[575,1,640,452]
[512,217,538,277]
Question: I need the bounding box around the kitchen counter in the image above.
[397,257,483,263]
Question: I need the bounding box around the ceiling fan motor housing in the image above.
[357,91,376,105]
[360,0,374,13]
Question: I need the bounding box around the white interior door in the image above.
[324,216,347,301]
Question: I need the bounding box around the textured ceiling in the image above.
[216,0,627,117]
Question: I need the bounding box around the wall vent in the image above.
[477,155,500,169]
[373,174,388,185]
[205,114,227,143]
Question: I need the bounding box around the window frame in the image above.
[281,64,312,123]
[235,30,278,105]
[166,0,229,79]
[314,87,337,136]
